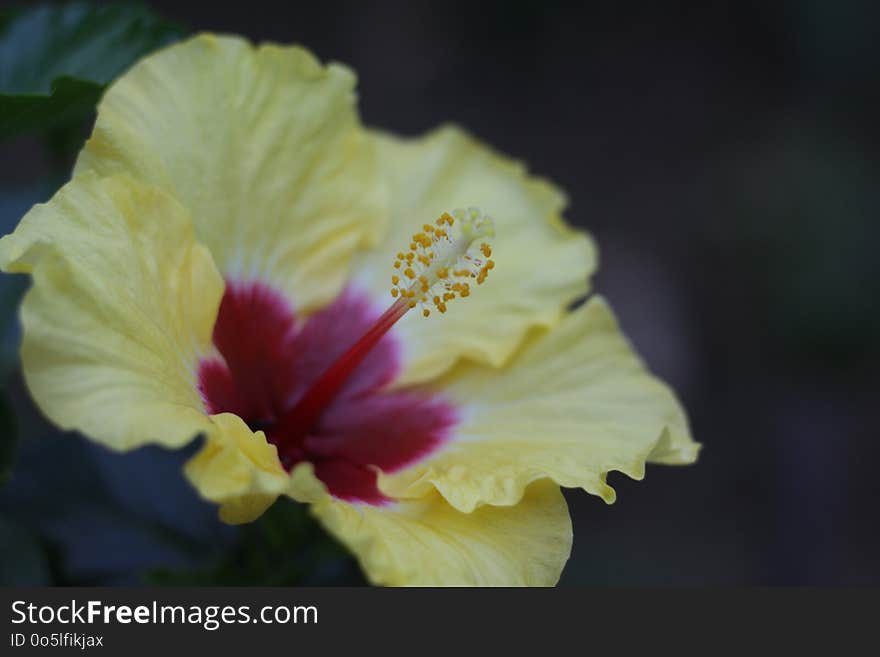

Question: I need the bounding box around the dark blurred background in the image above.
[1,0,878,586]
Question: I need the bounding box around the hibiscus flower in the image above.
[0,34,699,586]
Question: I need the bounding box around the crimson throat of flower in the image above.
[275,207,496,442]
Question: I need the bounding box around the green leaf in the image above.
[0,2,187,140]
[0,393,15,486]
[147,501,366,586]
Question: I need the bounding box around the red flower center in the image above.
[197,281,455,505]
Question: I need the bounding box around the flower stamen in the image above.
[275,208,495,443]
[391,207,495,315]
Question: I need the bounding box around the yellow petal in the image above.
[0,173,222,451]
[184,413,289,524]
[286,462,331,505]
[379,296,700,512]
[310,478,572,586]
[351,125,597,385]
[75,33,387,315]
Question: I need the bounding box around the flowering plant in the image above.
[0,33,698,586]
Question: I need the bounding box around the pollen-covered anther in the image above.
[389,207,496,317]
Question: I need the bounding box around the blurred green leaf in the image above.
[0,393,16,486]
[0,2,187,140]
[147,500,365,586]
[0,515,51,585]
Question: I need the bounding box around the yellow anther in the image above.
[389,208,495,316]
[486,259,495,269]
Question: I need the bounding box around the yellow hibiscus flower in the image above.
[0,34,699,586]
